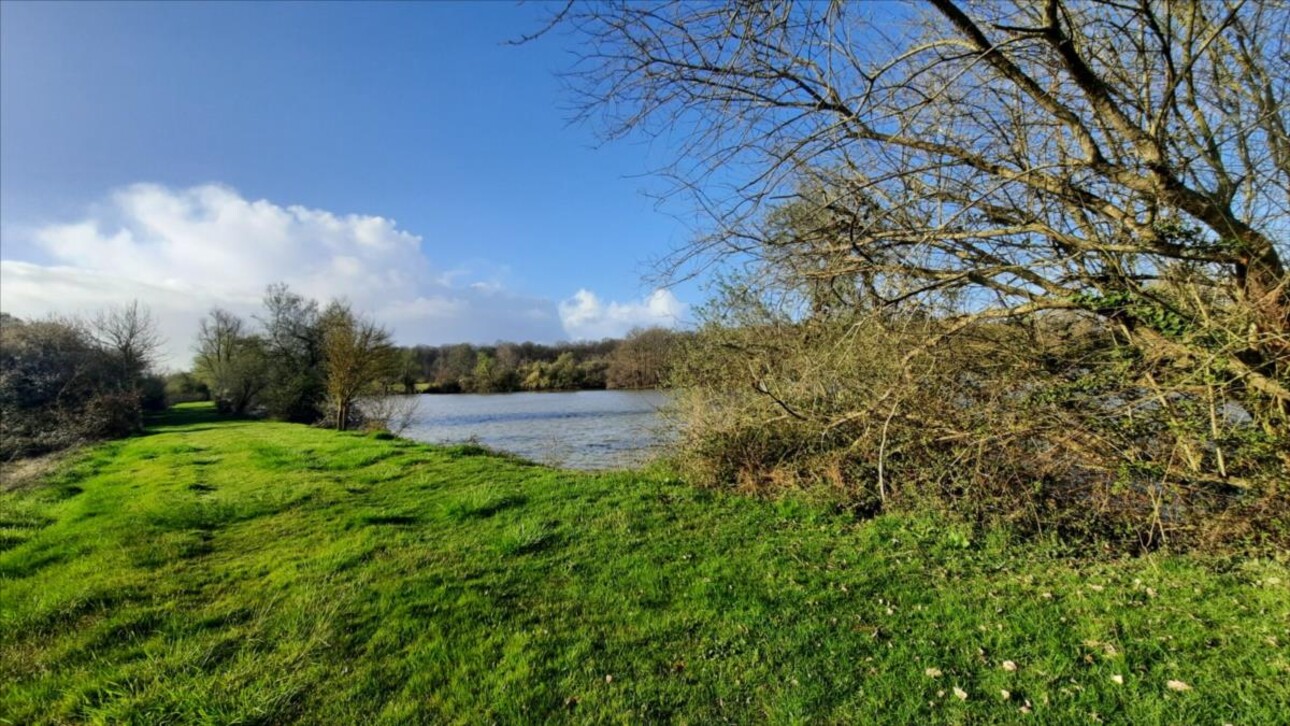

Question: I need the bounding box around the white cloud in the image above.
[0,261,218,369]
[30,183,426,305]
[558,288,688,340]
[0,183,565,368]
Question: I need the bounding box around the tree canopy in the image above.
[554,0,1290,547]
[561,0,1288,414]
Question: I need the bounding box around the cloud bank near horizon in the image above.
[0,183,689,368]
[558,288,688,340]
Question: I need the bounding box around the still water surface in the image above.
[400,390,674,470]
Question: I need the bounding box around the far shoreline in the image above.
[412,386,667,396]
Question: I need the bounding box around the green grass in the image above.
[1,403,1287,724]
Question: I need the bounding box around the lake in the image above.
[398,389,675,470]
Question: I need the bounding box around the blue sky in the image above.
[0,1,699,365]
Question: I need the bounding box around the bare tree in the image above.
[559,0,1290,427]
[321,302,399,431]
[91,300,161,388]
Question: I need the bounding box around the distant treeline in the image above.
[395,327,686,394]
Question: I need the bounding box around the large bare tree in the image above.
[559,0,1289,428]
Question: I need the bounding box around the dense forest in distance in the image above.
[397,327,685,394]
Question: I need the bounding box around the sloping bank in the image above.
[1,403,1286,724]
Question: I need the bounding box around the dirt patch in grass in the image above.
[0,449,77,492]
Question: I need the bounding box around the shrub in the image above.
[139,374,168,412]
[670,312,1288,552]
[1,312,157,459]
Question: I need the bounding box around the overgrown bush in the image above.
[1,308,160,460]
[555,0,1290,553]
[357,394,420,435]
[670,308,1288,552]
[80,390,145,441]
[139,374,168,412]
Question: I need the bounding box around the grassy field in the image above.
[1,404,1287,724]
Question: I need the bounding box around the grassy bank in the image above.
[1,404,1287,724]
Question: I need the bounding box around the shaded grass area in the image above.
[1,403,1287,724]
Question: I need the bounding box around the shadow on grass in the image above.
[359,513,420,526]
[496,524,560,556]
[144,404,248,432]
[444,493,529,522]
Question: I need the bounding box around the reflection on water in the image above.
[400,390,674,470]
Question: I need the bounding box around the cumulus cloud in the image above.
[558,288,688,340]
[0,183,565,367]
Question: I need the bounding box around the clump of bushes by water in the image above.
[668,311,1288,553]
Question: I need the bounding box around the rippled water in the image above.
[399,390,675,470]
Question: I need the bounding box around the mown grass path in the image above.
[2,404,1287,724]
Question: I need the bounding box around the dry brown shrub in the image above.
[669,310,1287,552]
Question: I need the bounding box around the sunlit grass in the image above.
[1,403,1287,724]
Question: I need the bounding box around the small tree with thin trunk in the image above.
[321,302,398,431]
